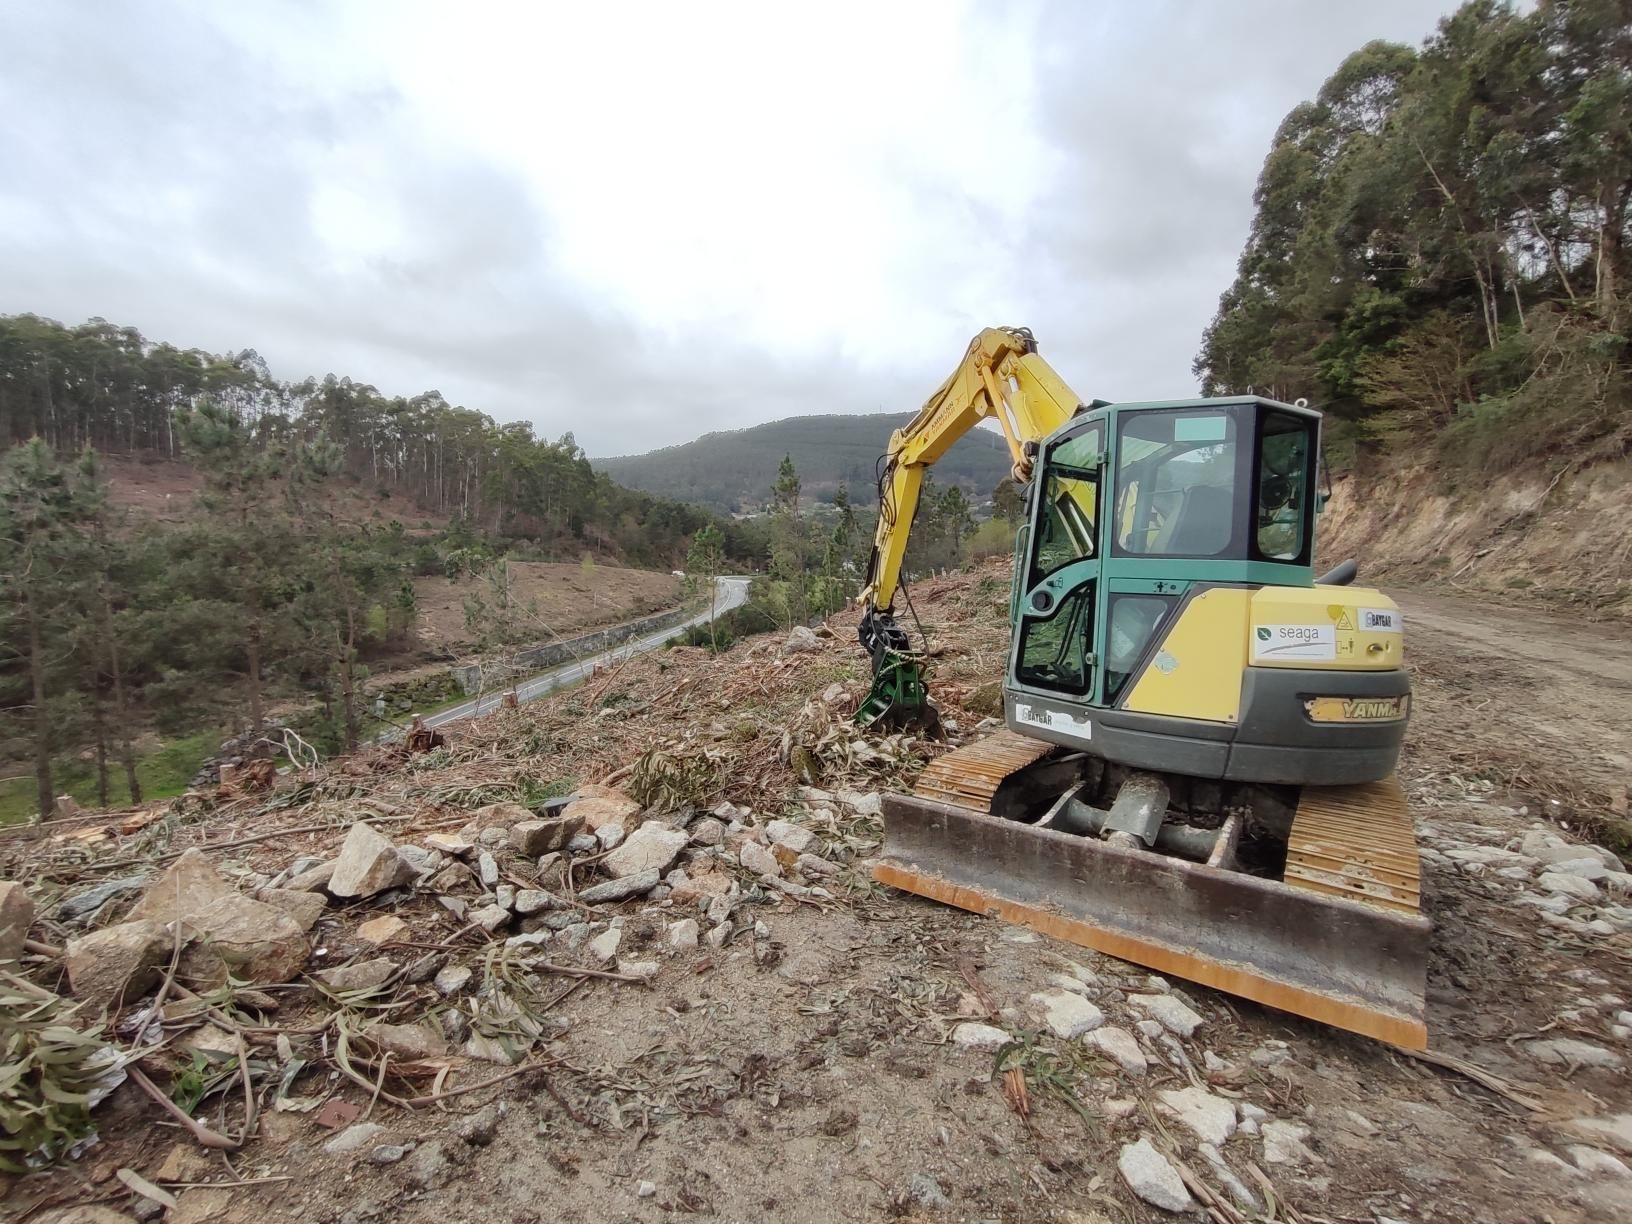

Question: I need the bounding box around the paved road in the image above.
[419,577,750,730]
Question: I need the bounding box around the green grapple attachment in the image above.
[856,647,930,729]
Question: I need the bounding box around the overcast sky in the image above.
[0,1,1457,456]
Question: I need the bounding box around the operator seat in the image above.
[1160,484,1233,555]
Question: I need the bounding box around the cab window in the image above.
[1027,425,1100,586]
[1114,410,1239,558]
[1254,410,1312,562]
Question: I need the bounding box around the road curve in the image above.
[420,577,750,730]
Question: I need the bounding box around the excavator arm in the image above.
[856,326,1088,724]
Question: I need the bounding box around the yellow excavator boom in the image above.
[860,326,1083,615]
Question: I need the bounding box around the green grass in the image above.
[0,731,216,826]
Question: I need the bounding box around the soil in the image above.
[98,455,453,533]
[1319,458,1632,624]
[9,566,1632,1224]
[411,563,684,657]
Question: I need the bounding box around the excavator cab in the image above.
[872,393,1430,1049]
[1005,396,1408,788]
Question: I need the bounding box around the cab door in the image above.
[1009,421,1104,706]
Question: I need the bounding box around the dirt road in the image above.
[1397,588,1632,815]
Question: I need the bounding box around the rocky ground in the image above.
[2,563,1630,1223]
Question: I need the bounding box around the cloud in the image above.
[0,0,1457,455]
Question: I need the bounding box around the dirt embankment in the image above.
[1319,458,1632,622]
[412,563,683,658]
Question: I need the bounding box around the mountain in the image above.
[593,413,1011,513]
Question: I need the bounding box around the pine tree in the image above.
[0,440,101,820]
[176,403,298,733]
[686,523,725,650]
[768,454,808,628]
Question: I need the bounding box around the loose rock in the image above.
[461,802,533,836]
[256,887,327,931]
[477,851,500,889]
[469,903,510,932]
[589,927,623,962]
[314,957,398,992]
[510,814,584,857]
[565,791,643,839]
[367,1021,448,1060]
[1084,1026,1147,1076]
[323,1121,386,1154]
[668,918,700,949]
[355,915,408,946]
[1198,1142,1261,1212]
[514,888,568,915]
[738,841,780,877]
[783,625,819,654]
[327,824,416,898]
[1524,1037,1624,1068]
[283,859,337,892]
[579,870,661,904]
[456,1101,503,1146]
[603,823,689,879]
[1157,1085,1237,1146]
[126,850,308,986]
[0,880,35,964]
[766,819,817,854]
[1565,1113,1632,1155]
[1538,871,1601,902]
[424,833,473,857]
[1567,1144,1631,1177]
[1262,1119,1320,1165]
[952,1022,1011,1050]
[1030,987,1105,1039]
[65,919,170,1008]
[907,1173,950,1211]
[54,875,148,921]
[1118,1137,1194,1213]
[1130,992,1204,1037]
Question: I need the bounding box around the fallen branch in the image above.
[126,1065,242,1150]
[1391,1044,1547,1112]
[528,961,652,983]
[85,815,416,873]
[398,1062,541,1107]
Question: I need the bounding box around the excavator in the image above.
[857,327,1428,1049]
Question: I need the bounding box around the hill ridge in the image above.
[593,411,1009,513]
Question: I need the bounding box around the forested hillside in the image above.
[1195,0,1630,478]
[595,412,1010,512]
[0,314,775,822]
[0,314,763,565]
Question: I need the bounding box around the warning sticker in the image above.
[1013,703,1092,739]
[1359,608,1402,633]
[1333,610,1355,630]
[1252,624,1337,662]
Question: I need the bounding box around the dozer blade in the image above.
[875,788,1431,1049]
